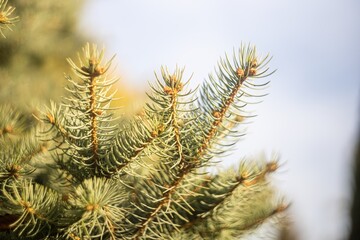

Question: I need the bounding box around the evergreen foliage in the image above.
[0,3,288,239]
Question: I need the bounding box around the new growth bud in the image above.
[212,111,221,119]
[249,68,257,76]
[236,68,245,78]
[249,58,258,76]
[163,74,183,95]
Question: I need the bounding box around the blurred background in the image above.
[1,0,359,239]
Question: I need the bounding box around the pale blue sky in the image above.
[80,1,360,239]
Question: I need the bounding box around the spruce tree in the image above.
[0,2,288,239]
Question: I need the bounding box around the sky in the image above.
[79,1,360,239]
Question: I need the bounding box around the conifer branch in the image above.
[131,68,198,239]
[105,117,165,176]
[147,67,197,150]
[1,179,59,238]
[43,43,118,178]
[236,203,289,233]
[179,161,279,232]
[67,45,105,173]
[130,46,274,239]
[195,44,273,164]
[63,177,127,240]
[197,68,246,156]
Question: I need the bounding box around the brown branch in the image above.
[83,61,105,173]
[168,75,185,168]
[89,75,99,171]
[171,94,182,160]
